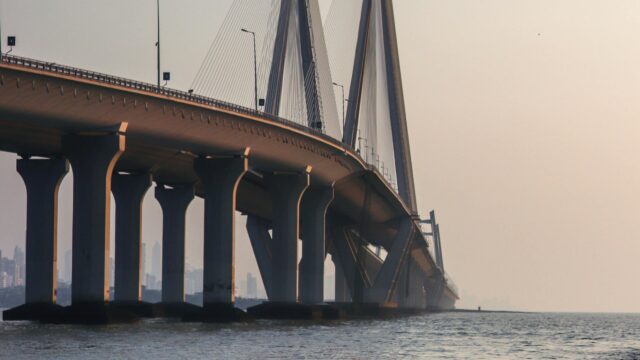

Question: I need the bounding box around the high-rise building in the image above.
[0,249,4,275]
[0,271,11,288]
[141,243,147,286]
[151,241,161,288]
[109,257,115,288]
[14,246,25,285]
[246,272,257,298]
[64,249,72,283]
[0,258,16,288]
[184,268,202,295]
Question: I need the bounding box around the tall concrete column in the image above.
[63,131,125,304]
[334,258,351,302]
[155,184,194,303]
[194,151,249,308]
[299,185,334,304]
[267,169,310,303]
[246,215,273,299]
[112,172,152,302]
[17,157,69,304]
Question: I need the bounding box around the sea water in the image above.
[0,311,639,359]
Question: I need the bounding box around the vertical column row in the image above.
[7,127,337,321]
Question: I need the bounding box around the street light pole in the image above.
[156,0,161,88]
[0,2,3,62]
[241,28,258,111]
[333,82,345,132]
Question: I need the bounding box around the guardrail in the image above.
[0,54,345,148]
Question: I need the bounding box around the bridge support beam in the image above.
[268,170,310,302]
[112,172,152,303]
[249,169,340,320]
[396,258,426,310]
[3,157,69,321]
[20,157,69,304]
[299,185,334,304]
[64,131,125,306]
[333,256,351,302]
[246,215,273,299]
[155,184,194,306]
[193,151,249,320]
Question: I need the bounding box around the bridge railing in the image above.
[0,54,344,148]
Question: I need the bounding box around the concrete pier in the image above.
[334,257,351,302]
[63,131,125,305]
[246,215,273,299]
[19,157,69,304]
[3,157,69,321]
[299,186,334,304]
[155,184,194,304]
[112,172,152,302]
[267,170,310,302]
[193,151,249,321]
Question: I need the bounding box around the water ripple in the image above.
[0,312,639,359]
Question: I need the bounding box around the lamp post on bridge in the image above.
[332,82,346,132]
[241,28,258,112]
[156,0,161,88]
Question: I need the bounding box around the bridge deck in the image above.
[0,54,458,305]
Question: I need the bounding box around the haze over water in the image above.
[1,312,639,359]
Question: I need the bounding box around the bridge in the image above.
[0,0,457,322]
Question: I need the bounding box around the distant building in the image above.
[141,243,147,286]
[151,241,162,288]
[109,257,115,288]
[64,249,72,283]
[239,278,246,297]
[185,268,203,295]
[145,273,158,290]
[0,271,12,288]
[246,272,257,298]
[13,246,25,286]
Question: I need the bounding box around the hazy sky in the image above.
[0,0,639,312]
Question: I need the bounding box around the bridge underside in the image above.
[0,59,456,322]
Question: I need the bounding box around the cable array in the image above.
[189,0,398,189]
[323,0,398,190]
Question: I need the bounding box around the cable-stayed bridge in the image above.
[0,0,458,322]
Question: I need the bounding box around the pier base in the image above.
[182,303,253,323]
[111,301,160,318]
[152,302,202,318]
[2,303,64,321]
[329,302,404,318]
[247,302,344,320]
[35,303,139,324]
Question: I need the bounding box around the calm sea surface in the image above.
[0,311,639,359]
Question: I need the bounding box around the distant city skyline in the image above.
[0,245,25,289]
